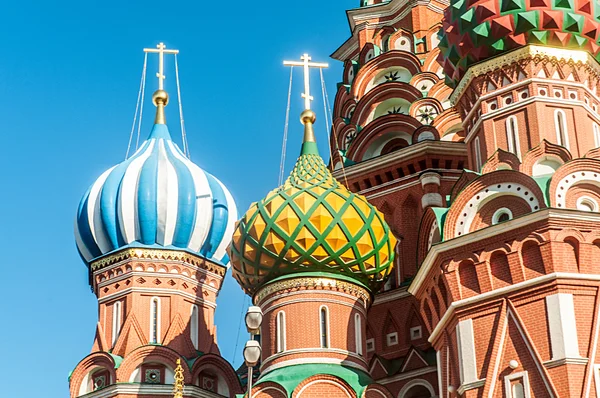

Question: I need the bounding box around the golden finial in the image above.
[143,42,179,125]
[173,358,185,398]
[300,109,317,144]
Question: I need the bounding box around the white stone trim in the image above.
[506,115,521,159]
[422,193,443,208]
[397,379,436,398]
[554,109,570,150]
[373,286,411,305]
[386,331,399,346]
[366,338,375,352]
[492,207,513,225]
[543,357,588,368]
[454,183,539,237]
[354,313,362,355]
[150,296,161,344]
[377,365,437,385]
[111,300,122,347]
[276,310,286,353]
[577,196,599,212]
[457,319,478,384]
[190,304,199,350]
[546,293,581,360]
[320,305,331,349]
[504,371,531,398]
[98,287,215,308]
[555,171,600,209]
[457,379,485,395]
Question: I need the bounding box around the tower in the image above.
[327,0,600,397]
[228,78,398,396]
[69,44,242,398]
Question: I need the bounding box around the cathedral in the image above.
[69,0,600,397]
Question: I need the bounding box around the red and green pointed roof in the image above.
[439,0,600,86]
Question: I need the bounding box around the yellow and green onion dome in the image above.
[228,110,397,295]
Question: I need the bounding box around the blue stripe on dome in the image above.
[76,186,102,259]
[101,140,153,248]
[137,141,159,245]
[165,142,197,247]
[148,124,172,140]
[201,172,228,259]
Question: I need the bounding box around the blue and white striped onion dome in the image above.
[75,123,237,266]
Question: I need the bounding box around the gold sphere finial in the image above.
[152,89,169,107]
[300,109,316,125]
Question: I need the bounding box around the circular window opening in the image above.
[577,196,598,212]
[492,208,513,225]
[521,91,528,99]
[539,89,547,96]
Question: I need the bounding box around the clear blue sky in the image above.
[0,0,352,396]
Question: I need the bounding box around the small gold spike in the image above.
[173,358,184,398]
[312,245,330,261]
[265,195,285,216]
[244,242,257,262]
[327,192,347,213]
[293,193,317,213]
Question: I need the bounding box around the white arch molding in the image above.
[296,379,353,398]
[397,379,436,398]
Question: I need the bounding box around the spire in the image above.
[173,358,184,398]
[144,42,179,125]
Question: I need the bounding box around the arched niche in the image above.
[365,67,413,94]
[532,156,563,177]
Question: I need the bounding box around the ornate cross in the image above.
[143,42,179,90]
[284,53,328,110]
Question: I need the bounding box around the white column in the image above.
[546,293,581,360]
[457,319,478,384]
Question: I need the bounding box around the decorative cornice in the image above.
[457,379,485,394]
[76,383,223,398]
[451,45,600,104]
[90,248,226,277]
[254,276,371,307]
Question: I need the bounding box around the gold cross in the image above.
[143,42,179,90]
[284,53,328,111]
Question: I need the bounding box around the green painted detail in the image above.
[564,12,584,32]
[501,0,525,14]
[431,207,449,242]
[514,11,540,34]
[492,38,506,51]
[109,353,124,369]
[256,364,373,397]
[473,21,492,45]
[553,0,574,10]
[300,141,319,156]
[533,176,552,206]
[530,30,550,44]
[460,8,478,31]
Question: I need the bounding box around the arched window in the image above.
[506,116,521,158]
[190,305,199,350]
[594,123,600,148]
[320,306,330,348]
[150,297,161,344]
[112,301,122,347]
[276,311,286,353]
[474,137,482,171]
[554,109,569,149]
[354,313,362,355]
